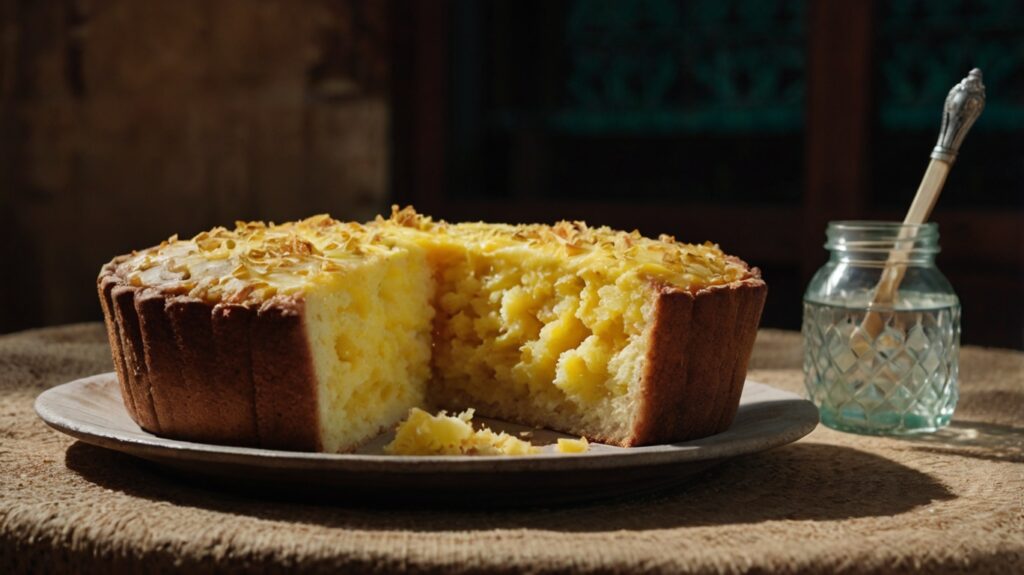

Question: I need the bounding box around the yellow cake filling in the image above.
[303,246,435,452]
[115,207,750,452]
[426,245,655,441]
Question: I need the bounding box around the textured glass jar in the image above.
[802,222,960,435]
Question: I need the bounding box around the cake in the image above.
[98,206,766,452]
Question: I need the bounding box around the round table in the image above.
[1,325,1021,573]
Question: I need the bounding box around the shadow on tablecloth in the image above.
[64,439,956,533]
[899,420,1024,464]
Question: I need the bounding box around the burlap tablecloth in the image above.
[1,324,1021,574]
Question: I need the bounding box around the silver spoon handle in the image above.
[931,68,986,164]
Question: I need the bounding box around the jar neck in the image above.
[825,221,940,267]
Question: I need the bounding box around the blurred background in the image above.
[2,0,1022,348]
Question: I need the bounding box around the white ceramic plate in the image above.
[36,373,818,506]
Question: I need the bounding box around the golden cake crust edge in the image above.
[98,258,322,451]
[628,269,766,446]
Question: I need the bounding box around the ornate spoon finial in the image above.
[931,68,986,164]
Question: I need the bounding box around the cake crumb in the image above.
[384,408,540,456]
[555,437,590,454]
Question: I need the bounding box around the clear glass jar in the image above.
[802,221,960,435]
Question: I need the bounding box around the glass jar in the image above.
[802,221,960,435]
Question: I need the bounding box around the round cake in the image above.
[97,207,766,452]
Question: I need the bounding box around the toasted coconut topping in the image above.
[112,206,754,304]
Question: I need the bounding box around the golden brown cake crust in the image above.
[97,261,321,451]
[249,299,321,451]
[629,268,767,446]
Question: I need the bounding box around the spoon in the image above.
[853,68,986,354]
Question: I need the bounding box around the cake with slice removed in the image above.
[98,206,766,452]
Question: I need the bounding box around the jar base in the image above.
[819,407,953,436]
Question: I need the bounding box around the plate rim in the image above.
[35,373,819,474]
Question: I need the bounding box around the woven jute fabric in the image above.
[1,325,1021,574]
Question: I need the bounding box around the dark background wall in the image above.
[1,0,392,331]
[4,0,1023,348]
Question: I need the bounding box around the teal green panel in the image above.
[558,0,806,135]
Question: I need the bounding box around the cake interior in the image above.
[428,245,656,443]
[300,237,658,450]
[302,244,434,452]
